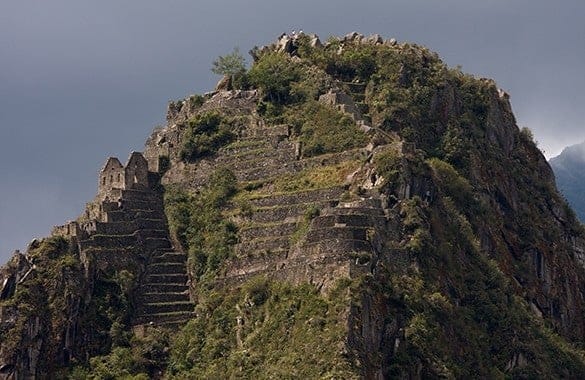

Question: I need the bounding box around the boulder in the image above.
[215,75,231,91]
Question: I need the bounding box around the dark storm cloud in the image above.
[1,0,584,261]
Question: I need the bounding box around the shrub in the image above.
[285,100,368,157]
[374,147,401,187]
[248,52,301,104]
[163,168,238,282]
[167,278,356,378]
[180,112,236,161]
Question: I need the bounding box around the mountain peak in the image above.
[2,32,585,378]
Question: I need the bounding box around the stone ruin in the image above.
[51,150,194,328]
[52,151,150,238]
[98,152,149,201]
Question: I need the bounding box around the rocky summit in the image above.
[1,32,585,379]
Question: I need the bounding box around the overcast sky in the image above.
[1,0,584,263]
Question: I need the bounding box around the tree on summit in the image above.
[211,47,246,89]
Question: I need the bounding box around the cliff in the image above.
[1,32,585,379]
[550,141,585,222]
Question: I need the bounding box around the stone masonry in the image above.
[52,152,193,328]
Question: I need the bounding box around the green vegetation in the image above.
[363,146,585,376]
[0,236,140,376]
[240,159,360,198]
[380,192,585,378]
[290,204,321,244]
[211,47,247,89]
[67,328,171,379]
[373,146,401,189]
[285,100,367,157]
[164,168,238,283]
[247,48,366,157]
[166,277,358,379]
[180,111,237,162]
[249,52,304,105]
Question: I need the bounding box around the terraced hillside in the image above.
[3,32,585,378]
[55,172,195,329]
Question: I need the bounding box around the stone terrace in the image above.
[167,115,390,288]
[57,182,194,328]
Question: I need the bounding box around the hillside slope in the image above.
[550,141,585,222]
[2,32,585,379]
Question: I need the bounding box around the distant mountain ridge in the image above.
[550,141,585,222]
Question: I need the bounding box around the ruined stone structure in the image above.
[97,152,149,202]
[53,152,193,328]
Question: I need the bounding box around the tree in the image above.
[211,47,246,77]
[248,52,300,104]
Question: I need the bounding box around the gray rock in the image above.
[365,34,383,45]
[215,75,231,91]
[310,36,323,48]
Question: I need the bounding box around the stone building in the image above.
[54,151,152,236]
[97,152,150,201]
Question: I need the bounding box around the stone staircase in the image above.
[133,249,193,327]
[78,187,194,328]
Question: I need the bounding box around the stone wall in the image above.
[97,152,150,203]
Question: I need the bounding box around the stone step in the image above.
[217,148,297,172]
[141,283,189,293]
[94,218,167,235]
[137,229,170,240]
[144,237,172,251]
[141,292,190,304]
[80,230,168,251]
[310,214,387,229]
[79,234,137,250]
[105,209,162,222]
[147,262,188,275]
[238,221,298,241]
[145,273,188,284]
[239,148,367,183]
[300,238,372,254]
[82,246,135,254]
[235,236,290,256]
[151,252,188,264]
[220,146,277,163]
[224,249,289,276]
[239,124,289,139]
[249,200,338,224]
[120,189,162,202]
[247,186,346,208]
[234,133,289,150]
[323,207,385,217]
[221,139,271,156]
[134,311,194,326]
[139,301,194,315]
[305,226,370,242]
[338,198,384,209]
[119,198,164,212]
